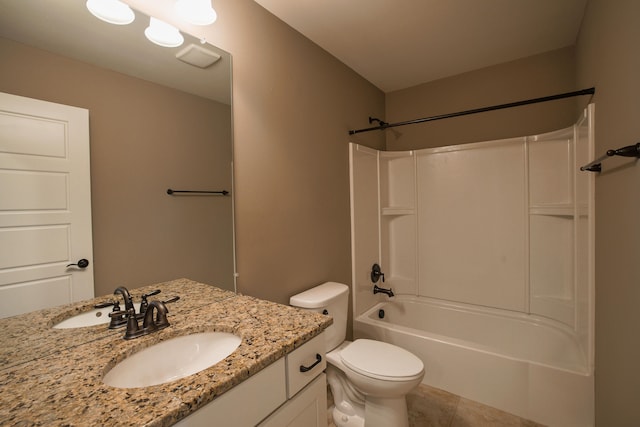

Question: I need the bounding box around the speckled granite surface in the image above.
[0,279,331,426]
[0,279,235,370]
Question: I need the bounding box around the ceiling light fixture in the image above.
[174,0,217,26]
[86,0,135,25]
[144,17,184,48]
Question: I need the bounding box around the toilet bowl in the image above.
[290,282,424,427]
[326,340,424,427]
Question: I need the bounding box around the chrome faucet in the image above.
[110,300,171,340]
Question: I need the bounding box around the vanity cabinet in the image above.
[260,332,327,427]
[173,358,286,427]
[284,332,327,398]
[259,374,327,427]
[174,332,327,427]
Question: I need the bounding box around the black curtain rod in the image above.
[348,87,596,135]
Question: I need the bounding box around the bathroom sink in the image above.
[102,332,242,388]
[52,304,141,329]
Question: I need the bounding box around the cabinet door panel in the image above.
[174,359,286,427]
[260,373,327,427]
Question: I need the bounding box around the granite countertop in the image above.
[0,279,236,370]
[0,279,332,426]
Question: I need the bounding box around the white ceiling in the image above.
[254,0,588,93]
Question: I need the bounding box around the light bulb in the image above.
[175,0,217,26]
[144,17,184,48]
[86,0,135,25]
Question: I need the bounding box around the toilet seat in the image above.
[340,339,424,381]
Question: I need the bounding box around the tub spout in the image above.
[373,284,394,297]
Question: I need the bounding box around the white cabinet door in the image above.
[259,373,327,427]
[0,92,94,318]
[174,359,287,427]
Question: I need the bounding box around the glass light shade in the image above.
[86,0,135,25]
[175,0,217,26]
[144,17,184,48]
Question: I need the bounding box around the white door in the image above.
[0,92,94,318]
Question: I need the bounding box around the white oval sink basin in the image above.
[103,332,242,388]
[53,303,141,329]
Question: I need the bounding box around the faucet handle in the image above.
[96,300,125,328]
[142,289,161,299]
[371,263,385,283]
[94,300,119,310]
[139,289,161,314]
[94,300,114,309]
[162,296,180,305]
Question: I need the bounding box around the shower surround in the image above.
[349,105,595,426]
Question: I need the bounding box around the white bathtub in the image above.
[354,296,594,427]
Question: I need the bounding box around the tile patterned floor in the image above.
[328,383,546,427]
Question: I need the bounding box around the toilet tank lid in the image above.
[289,282,349,308]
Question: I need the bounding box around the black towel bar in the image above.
[580,143,640,172]
[166,189,229,196]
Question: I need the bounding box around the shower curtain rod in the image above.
[348,87,596,135]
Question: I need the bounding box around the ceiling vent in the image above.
[176,44,221,68]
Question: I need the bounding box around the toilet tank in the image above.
[289,282,349,352]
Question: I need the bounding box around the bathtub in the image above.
[353,296,594,427]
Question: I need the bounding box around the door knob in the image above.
[67,258,90,269]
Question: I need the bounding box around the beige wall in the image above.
[382,1,640,424]
[2,0,385,309]
[120,0,640,423]
[120,0,385,307]
[576,1,640,425]
[4,0,639,423]
[0,38,234,296]
[385,47,579,150]
[226,2,385,304]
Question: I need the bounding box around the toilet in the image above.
[290,282,424,427]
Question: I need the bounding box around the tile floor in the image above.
[328,383,546,427]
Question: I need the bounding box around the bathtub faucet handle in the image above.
[371,263,385,283]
